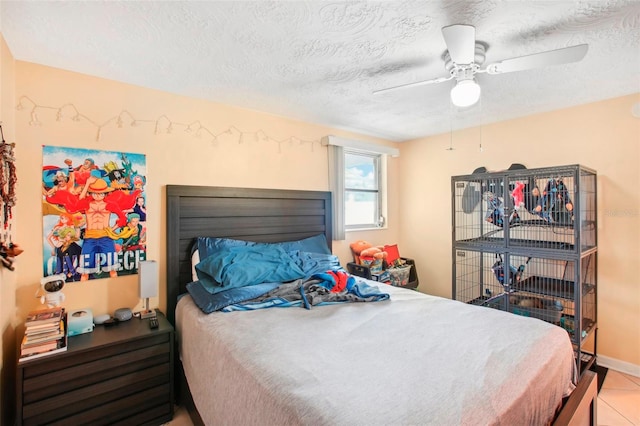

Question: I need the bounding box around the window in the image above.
[344,150,383,230]
[324,135,397,240]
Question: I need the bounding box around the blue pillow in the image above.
[292,251,342,276]
[195,245,306,294]
[277,234,332,255]
[187,281,281,314]
[196,234,331,259]
[196,237,256,258]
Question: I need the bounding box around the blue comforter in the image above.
[187,270,389,314]
[221,271,390,311]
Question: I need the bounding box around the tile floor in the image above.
[164,406,192,426]
[597,369,640,425]
[165,369,640,426]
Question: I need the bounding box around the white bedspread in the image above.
[176,283,576,426]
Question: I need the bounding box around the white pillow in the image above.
[191,249,200,282]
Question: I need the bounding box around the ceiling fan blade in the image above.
[441,24,476,64]
[486,44,588,74]
[373,75,453,95]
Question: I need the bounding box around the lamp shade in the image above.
[450,79,481,107]
[138,260,158,299]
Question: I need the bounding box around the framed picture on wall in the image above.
[41,146,147,282]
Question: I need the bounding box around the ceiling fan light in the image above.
[450,79,481,107]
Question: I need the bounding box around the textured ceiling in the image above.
[1,1,639,142]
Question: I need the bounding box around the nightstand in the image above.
[16,311,174,426]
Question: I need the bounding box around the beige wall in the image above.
[399,94,640,370]
[11,60,401,317]
[1,33,17,426]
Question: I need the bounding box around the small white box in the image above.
[68,308,94,336]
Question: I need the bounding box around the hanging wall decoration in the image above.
[0,123,22,270]
[42,146,147,282]
[17,96,320,153]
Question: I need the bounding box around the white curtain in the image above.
[328,145,345,240]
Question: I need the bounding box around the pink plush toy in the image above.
[511,181,525,209]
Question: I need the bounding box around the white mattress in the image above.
[176,282,576,426]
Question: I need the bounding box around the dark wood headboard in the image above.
[165,185,332,325]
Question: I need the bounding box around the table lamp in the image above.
[138,260,158,319]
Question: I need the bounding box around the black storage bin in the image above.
[347,257,419,290]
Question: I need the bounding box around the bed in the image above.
[165,185,597,426]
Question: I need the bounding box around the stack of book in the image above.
[19,307,68,362]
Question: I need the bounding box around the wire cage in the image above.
[452,165,597,253]
[452,165,597,374]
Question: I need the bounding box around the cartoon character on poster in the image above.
[41,146,147,282]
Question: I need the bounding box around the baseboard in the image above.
[597,354,640,378]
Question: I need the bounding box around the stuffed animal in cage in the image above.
[37,274,66,308]
[491,256,531,286]
[552,178,574,223]
[483,192,522,227]
[511,181,525,210]
[532,178,574,224]
[483,192,505,227]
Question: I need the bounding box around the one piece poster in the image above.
[41,146,147,282]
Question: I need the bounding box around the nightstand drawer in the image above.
[23,364,171,425]
[23,338,170,401]
[47,394,171,426]
[22,333,170,378]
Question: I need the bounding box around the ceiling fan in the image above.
[373,24,588,108]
